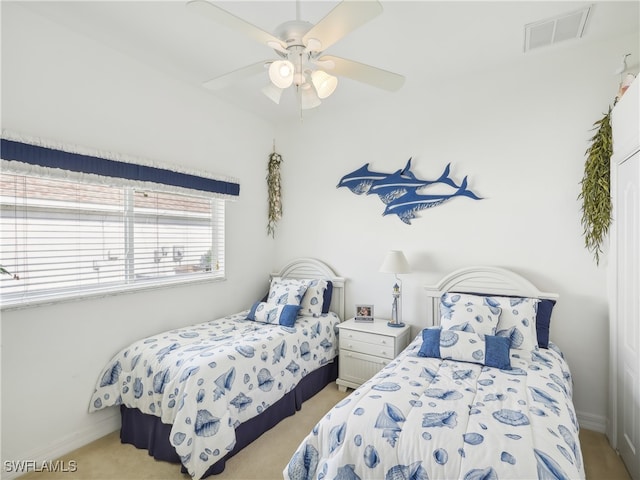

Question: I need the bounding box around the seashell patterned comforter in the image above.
[285,334,585,480]
[89,311,339,479]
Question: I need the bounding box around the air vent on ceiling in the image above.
[524,5,592,52]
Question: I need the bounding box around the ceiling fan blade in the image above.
[203,61,269,90]
[303,0,382,52]
[319,55,405,91]
[187,0,287,53]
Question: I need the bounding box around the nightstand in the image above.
[336,318,411,392]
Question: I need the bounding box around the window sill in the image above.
[0,274,226,312]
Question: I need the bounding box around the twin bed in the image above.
[89,258,345,479]
[90,261,584,480]
[285,266,585,480]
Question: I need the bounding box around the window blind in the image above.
[0,134,236,308]
[0,173,225,307]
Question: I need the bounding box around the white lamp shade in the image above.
[379,250,410,274]
[311,70,338,99]
[268,60,294,89]
[261,83,283,104]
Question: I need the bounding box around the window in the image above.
[0,172,226,307]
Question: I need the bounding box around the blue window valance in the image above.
[1,138,240,197]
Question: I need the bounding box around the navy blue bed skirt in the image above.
[120,359,338,477]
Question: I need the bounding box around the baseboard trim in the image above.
[578,410,607,433]
[2,412,120,480]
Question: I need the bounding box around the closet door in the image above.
[616,149,640,480]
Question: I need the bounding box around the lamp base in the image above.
[387,321,405,328]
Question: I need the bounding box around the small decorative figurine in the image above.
[389,282,404,327]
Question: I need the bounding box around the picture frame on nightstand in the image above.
[355,304,374,322]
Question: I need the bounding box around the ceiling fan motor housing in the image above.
[274,20,315,49]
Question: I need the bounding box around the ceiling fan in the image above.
[186,0,405,109]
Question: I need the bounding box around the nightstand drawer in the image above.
[338,349,390,385]
[341,328,395,348]
[340,338,395,359]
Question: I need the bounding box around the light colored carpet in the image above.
[19,382,630,479]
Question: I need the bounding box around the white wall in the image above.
[1,0,638,469]
[273,32,639,431]
[1,4,276,468]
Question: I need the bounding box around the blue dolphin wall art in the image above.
[337,158,481,224]
[336,159,413,195]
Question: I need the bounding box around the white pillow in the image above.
[418,327,512,370]
[442,293,539,352]
[270,277,328,316]
[267,278,308,306]
[247,302,300,326]
[298,279,328,317]
[486,295,539,352]
[440,292,501,337]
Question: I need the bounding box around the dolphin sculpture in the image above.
[367,162,459,204]
[383,177,482,224]
[336,159,413,195]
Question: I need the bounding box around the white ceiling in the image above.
[11,1,640,123]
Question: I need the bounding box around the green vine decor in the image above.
[579,107,613,265]
[267,151,283,237]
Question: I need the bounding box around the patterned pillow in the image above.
[299,279,329,317]
[418,327,511,370]
[440,292,501,336]
[487,295,540,352]
[246,302,301,327]
[270,277,329,316]
[267,279,308,306]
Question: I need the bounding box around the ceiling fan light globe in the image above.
[301,87,321,110]
[269,60,294,88]
[311,70,338,99]
[261,83,283,104]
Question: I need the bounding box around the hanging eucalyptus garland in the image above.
[267,150,283,237]
[579,107,613,265]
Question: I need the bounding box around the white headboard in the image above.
[424,266,558,326]
[272,258,346,321]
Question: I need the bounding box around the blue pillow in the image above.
[417,327,511,370]
[485,335,512,369]
[535,298,556,349]
[322,281,333,313]
[418,328,442,358]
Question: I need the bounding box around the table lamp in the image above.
[379,250,410,327]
